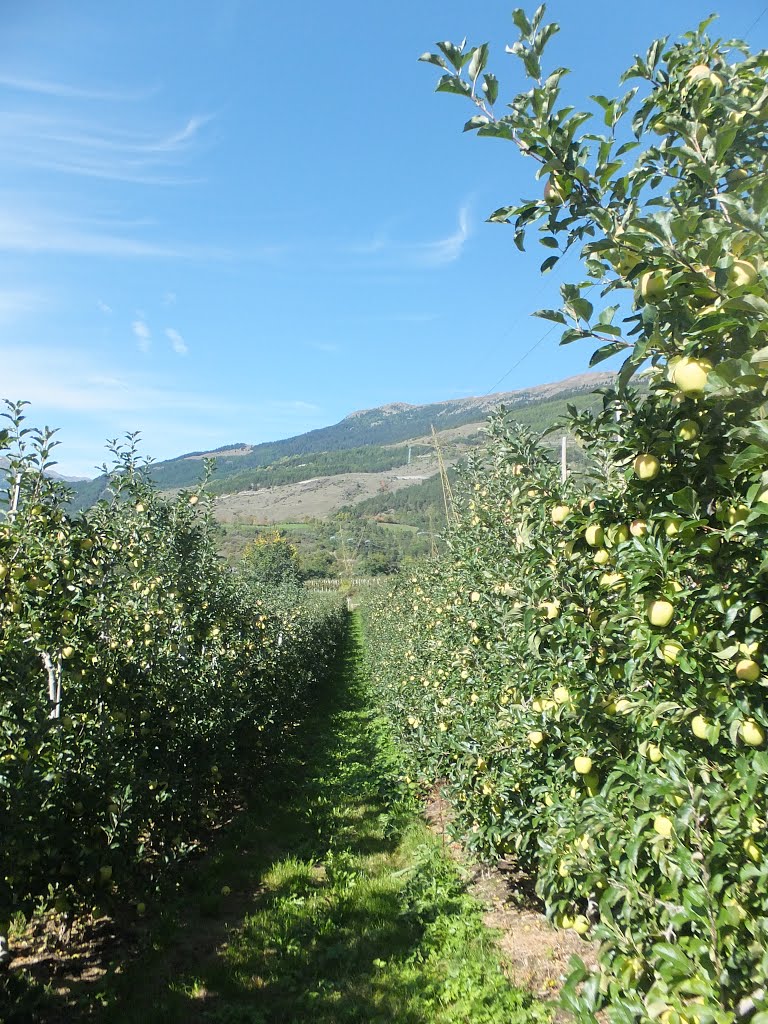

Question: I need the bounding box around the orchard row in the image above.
[0,408,346,944]
[363,11,768,1023]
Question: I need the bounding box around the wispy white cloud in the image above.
[0,205,238,260]
[0,74,156,102]
[0,344,328,476]
[97,299,112,314]
[412,205,470,266]
[132,319,151,352]
[0,345,238,417]
[342,204,471,269]
[165,327,188,356]
[0,85,210,184]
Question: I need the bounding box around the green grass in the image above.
[2,615,550,1024]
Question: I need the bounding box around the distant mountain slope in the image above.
[68,371,613,510]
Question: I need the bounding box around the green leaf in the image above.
[533,309,567,324]
[511,9,532,35]
[436,75,471,98]
[418,52,448,69]
[481,72,499,105]
[540,255,559,273]
[436,40,466,72]
[590,341,629,366]
[468,43,489,83]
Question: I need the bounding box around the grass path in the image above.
[8,613,550,1024]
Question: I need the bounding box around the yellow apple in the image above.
[540,600,561,619]
[670,356,713,395]
[638,270,669,301]
[600,572,625,590]
[725,504,749,526]
[736,658,761,682]
[687,64,712,84]
[654,815,673,838]
[574,755,593,775]
[730,260,758,288]
[551,504,571,525]
[607,524,630,546]
[630,519,648,538]
[553,686,571,705]
[594,548,611,566]
[646,599,675,627]
[528,730,545,747]
[664,517,683,537]
[740,719,766,747]
[634,454,660,480]
[676,419,700,441]
[658,641,683,665]
[584,523,605,547]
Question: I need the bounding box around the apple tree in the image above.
[364,9,768,1023]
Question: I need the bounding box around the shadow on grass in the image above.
[2,617,543,1024]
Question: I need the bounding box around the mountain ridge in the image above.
[66,371,613,509]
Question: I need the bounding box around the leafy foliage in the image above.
[0,402,346,946]
[365,9,768,1022]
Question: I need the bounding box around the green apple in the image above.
[664,517,683,538]
[583,771,600,795]
[572,914,590,935]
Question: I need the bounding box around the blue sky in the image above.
[1,1,765,476]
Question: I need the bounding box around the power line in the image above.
[482,322,559,396]
[744,5,768,39]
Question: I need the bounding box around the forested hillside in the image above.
[67,373,611,510]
